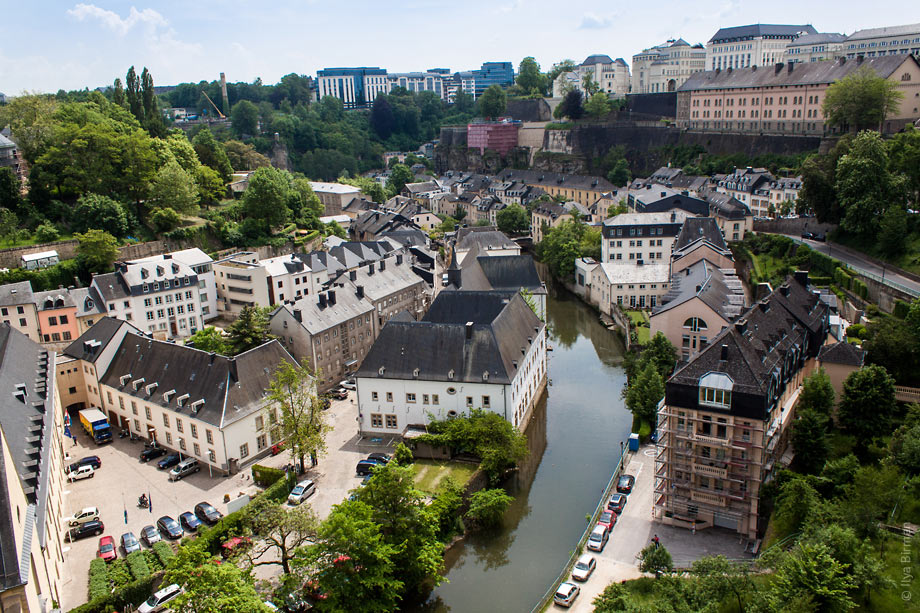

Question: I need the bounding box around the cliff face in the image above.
[434,144,531,174]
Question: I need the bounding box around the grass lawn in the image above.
[0,233,75,249]
[750,252,791,286]
[412,460,477,495]
[626,310,650,344]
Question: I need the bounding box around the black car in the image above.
[194,502,223,526]
[356,459,383,476]
[157,453,182,470]
[812,233,826,242]
[157,516,183,539]
[801,231,814,240]
[140,446,167,462]
[66,520,104,542]
[366,453,391,464]
[616,474,636,494]
[179,511,202,532]
[67,455,101,473]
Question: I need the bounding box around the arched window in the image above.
[683,317,708,332]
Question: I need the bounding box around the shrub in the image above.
[143,549,164,572]
[393,442,414,466]
[894,300,911,319]
[150,207,181,233]
[152,541,175,567]
[34,223,61,243]
[126,550,151,581]
[251,464,286,487]
[853,278,869,299]
[846,324,867,339]
[464,488,514,530]
[87,558,110,601]
[834,268,852,290]
[107,559,132,588]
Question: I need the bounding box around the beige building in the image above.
[213,253,323,316]
[0,324,67,612]
[532,201,588,244]
[553,55,630,98]
[310,182,363,216]
[784,33,846,64]
[632,39,706,94]
[842,22,920,59]
[496,169,615,208]
[0,281,40,343]
[332,257,429,327]
[816,341,866,407]
[601,211,691,263]
[706,24,817,71]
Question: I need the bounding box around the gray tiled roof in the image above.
[818,341,866,366]
[582,54,614,66]
[845,23,920,42]
[674,217,728,252]
[709,24,817,43]
[0,281,34,306]
[276,287,374,336]
[456,229,517,252]
[497,169,615,192]
[653,259,745,321]
[63,317,141,362]
[787,32,846,47]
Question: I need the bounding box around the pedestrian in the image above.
[652,534,660,548]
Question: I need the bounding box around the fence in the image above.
[529,443,633,613]
[895,386,920,404]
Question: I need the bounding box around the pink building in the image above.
[467,119,521,156]
[34,289,79,346]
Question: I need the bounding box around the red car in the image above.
[597,510,617,530]
[97,536,117,562]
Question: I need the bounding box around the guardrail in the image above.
[529,443,632,613]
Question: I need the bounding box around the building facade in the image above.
[706,24,818,71]
[310,182,363,216]
[783,33,846,64]
[0,281,40,342]
[601,211,691,263]
[129,248,217,323]
[316,67,387,108]
[467,120,521,154]
[842,22,920,59]
[632,39,707,94]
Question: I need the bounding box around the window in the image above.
[386,392,393,402]
[165,432,173,445]
[371,413,383,428]
[406,393,416,403]
[371,391,379,401]
[482,395,491,408]
[206,429,213,444]
[190,423,198,438]
[466,396,474,407]
[240,443,249,459]
[193,443,200,456]
[179,438,186,451]
[432,394,439,404]
[176,419,183,433]
[145,406,152,420]
[683,317,708,332]
[385,414,398,429]
[48,316,57,326]
[255,416,264,431]
[163,414,170,428]
[257,434,267,450]
[699,387,732,408]
[422,394,429,404]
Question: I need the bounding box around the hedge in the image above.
[894,299,911,319]
[0,259,81,292]
[126,551,151,581]
[143,549,164,573]
[71,571,162,613]
[252,463,286,487]
[152,541,175,567]
[87,558,109,601]
[107,559,132,588]
[853,278,869,299]
[834,268,852,290]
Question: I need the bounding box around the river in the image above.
[414,278,633,612]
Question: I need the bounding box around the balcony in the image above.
[227,286,253,295]
[691,490,726,507]
[694,432,730,447]
[693,462,728,479]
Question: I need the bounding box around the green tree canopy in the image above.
[148,159,199,214]
[638,543,673,577]
[223,140,271,172]
[75,229,119,273]
[163,547,269,613]
[792,409,830,474]
[70,193,130,237]
[496,203,530,235]
[798,367,835,417]
[835,130,906,238]
[242,166,295,232]
[186,326,230,354]
[385,163,414,197]
[838,364,896,453]
[192,127,233,182]
[478,84,507,119]
[626,362,665,424]
[231,99,260,137]
[822,65,904,132]
[267,359,329,473]
[554,89,585,120]
[245,497,317,575]
[765,542,856,612]
[464,488,513,530]
[516,57,547,95]
[585,92,613,119]
[226,305,275,355]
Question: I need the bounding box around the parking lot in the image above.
[60,389,393,610]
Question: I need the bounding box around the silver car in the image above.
[554,582,580,607]
[571,553,596,582]
[287,479,316,505]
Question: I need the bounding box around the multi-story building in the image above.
[0,281,40,342]
[677,54,920,135]
[842,22,920,59]
[270,287,377,389]
[33,289,79,349]
[575,259,671,311]
[700,192,753,240]
[654,273,829,539]
[0,324,67,613]
[448,71,478,100]
[473,62,514,98]
[706,24,818,71]
[355,291,547,434]
[532,200,586,244]
[129,248,217,322]
[70,286,107,335]
[332,256,428,327]
[310,182,363,216]
[668,217,736,274]
[57,318,296,473]
[316,67,388,108]
[496,169,616,208]
[554,55,631,97]
[601,211,691,263]
[715,167,775,217]
[454,228,521,263]
[631,39,707,94]
[213,253,320,316]
[385,72,448,100]
[467,119,521,154]
[784,33,846,64]
[92,258,203,339]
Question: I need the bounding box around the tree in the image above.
[140,67,165,137]
[865,316,920,386]
[554,89,584,120]
[75,229,119,273]
[196,165,226,209]
[765,543,856,612]
[392,442,414,466]
[112,77,126,108]
[792,409,830,474]
[267,359,329,473]
[150,207,181,233]
[186,326,230,354]
[125,66,143,123]
[516,57,546,95]
[585,92,613,119]
[34,223,60,243]
[162,547,269,613]
[835,130,906,238]
[581,73,601,96]
[496,203,530,235]
[242,166,294,232]
[774,476,820,536]
[223,140,271,172]
[606,159,630,186]
[385,164,414,197]
[148,159,199,214]
[478,84,507,119]
[231,100,260,137]
[633,332,678,381]
[464,488,513,530]
[692,555,755,613]
[843,463,902,538]
[822,65,903,133]
[838,364,896,453]
[638,543,673,577]
[192,128,233,182]
[0,168,21,214]
[625,362,665,425]
[803,524,894,605]
[226,306,275,355]
[547,59,576,84]
[338,176,387,204]
[245,497,317,575]
[0,208,18,245]
[797,367,835,417]
[878,204,908,257]
[0,93,57,163]
[888,124,920,204]
[370,95,395,140]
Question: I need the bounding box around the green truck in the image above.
[78,408,112,444]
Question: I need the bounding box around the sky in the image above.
[1,0,918,94]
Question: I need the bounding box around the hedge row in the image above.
[126,551,151,581]
[894,299,911,319]
[853,278,869,299]
[252,463,286,487]
[152,541,175,567]
[87,559,109,601]
[71,572,161,613]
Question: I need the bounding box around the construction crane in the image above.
[201,90,226,119]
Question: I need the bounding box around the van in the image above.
[138,583,183,613]
[441,273,450,286]
[169,458,200,481]
[586,524,609,552]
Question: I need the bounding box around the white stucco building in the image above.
[631,39,707,94]
[129,248,217,322]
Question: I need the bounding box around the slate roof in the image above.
[845,23,920,42]
[99,333,295,429]
[702,192,751,220]
[91,272,132,302]
[357,291,543,385]
[708,24,817,44]
[679,54,918,91]
[496,169,615,192]
[0,134,15,150]
[582,54,615,66]
[0,281,34,306]
[456,229,518,252]
[33,289,76,311]
[275,287,374,336]
[380,229,430,248]
[818,341,866,367]
[331,260,424,304]
[404,181,440,194]
[603,211,692,227]
[353,210,420,237]
[653,259,745,321]
[787,32,846,47]
[450,241,544,295]
[674,217,728,252]
[63,317,142,363]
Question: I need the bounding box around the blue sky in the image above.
[1,1,917,93]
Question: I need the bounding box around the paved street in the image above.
[562,445,751,612]
[60,390,386,610]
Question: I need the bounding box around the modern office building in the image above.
[473,62,514,97]
[316,67,388,108]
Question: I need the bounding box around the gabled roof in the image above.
[787,32,846,47]
[33,289,76,311]
[702,192,751,220]
[653,259,744,321]
[709,24,817,43]
[818,341,866,367]
[70,286,106,318]
[63,317,142,363]
[456,229,518,253]
[674,217,728,252]
[275,287,374,336]
[0,281,34,306]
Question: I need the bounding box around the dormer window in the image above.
[698,372,733,409]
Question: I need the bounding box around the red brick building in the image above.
[467,119,521,156]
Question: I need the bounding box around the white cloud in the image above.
[578,13,614,30]
[495,0,524,15]
[67,3,167,36]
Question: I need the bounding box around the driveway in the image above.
[562,444,751,612]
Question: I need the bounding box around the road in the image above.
[783,235,920,297]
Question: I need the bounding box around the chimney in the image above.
[735,319,748,335]
[780,284,790,297]
[349,270,357,281]
[465,321,474,340]
[318,294,327,309]
[292,309,302,323]
[328,290,336,305]
[755,282,773,301]
[685,268,690,276]
[368,263,375,275]
[787,63,794,73]
[396,254,403,266]
[220,72,230,114]
[646,184,652,190]
[720,344,729,361]
[356,286,364,299]
[163,254,172,260]
[775,63,784,74]
[758,299,770,313]
[660,191,667,197]
[695,285,702,292]
[670,212,676,222]
[379,260,386,272]
[793,270,809,286]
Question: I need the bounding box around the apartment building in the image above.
[213,253,321,316]
[575,259,672,312]
[631,39,707,94]
[270,287,377,389]
[700,192,753,240]
[669,217,736,274]
[677,54,920,136]
[454,228,521,264]
[128,248,217,322]
[0,324,67,613]
[310,182,363,216]
[842,22,920,59]
[0,281,40,342]
[33,289,79,349]
[784,33,846,64]
[467,120,521,154]
[355,291,547,434]
[601,211,691,263]
[532,201,588,244]
[654,273,829,540]
[57,318,296,473]
[706,24,817,71]
[553,55,631,98]
[70,286,107,335]
[332,256,428,326]
[496,169,615,208]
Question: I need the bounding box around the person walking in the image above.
[652,534,660,549]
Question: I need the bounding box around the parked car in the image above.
[355,459,383,476]
[366,453,392,464]
[157,453,182,470]
[120,532,141,554]
[617,474,636,494]
[339,379,356,390]
[65,506,100,527]
[586,524,609,552]
[97,536,117,562]
[554,582,581,608]
[178,511,202,532]
[571,553,597,582]
[607,493,627,514]
[140,525,161,547]
[169,458,200,481]
[140,446,166,462]
[138,583,183,613]
[67,455,101,473]
[157,516,183,540]
[194,502,223,526]
[801,231,814,240]
[329,387,348,400]
[66,520,104,542]
[813,232,826,242]
[67,465,95,481]
[288,479,317,505]
[597,510,617,530]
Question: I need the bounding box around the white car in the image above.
[287,479,316,505]
[67,465,95,482]
[138,583,182,613]
[586,524,609,552]
[339,379,356,391]
[554,582,580,608]
[65,507,100,527]
[571,553,596,582]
